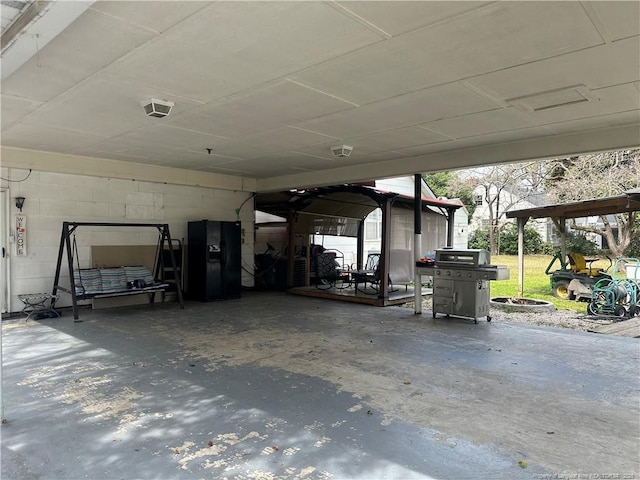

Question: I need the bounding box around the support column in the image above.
[357,220,364,270]
[287,210,296,288]
[446,207,456,247]
[517,217,528,297]
[413,174,422,314]
[378,198,391,301]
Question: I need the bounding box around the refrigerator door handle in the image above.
[220,241,226,266]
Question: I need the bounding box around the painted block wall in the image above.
[2,168,254,313]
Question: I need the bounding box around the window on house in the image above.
[364,209,382,240]
[475,195,483,206]
[365,220,381,240]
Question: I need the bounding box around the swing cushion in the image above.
[100,267,128,293]
[73,268,102,296]
[73,266,157,297]
[124,266,155,286]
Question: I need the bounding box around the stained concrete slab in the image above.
[1,291,639,479]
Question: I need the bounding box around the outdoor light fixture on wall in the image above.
[15,196,25,212]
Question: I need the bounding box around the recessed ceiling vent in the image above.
[330,145,353,158]
[143,98,174,118]
[507,84,598,112]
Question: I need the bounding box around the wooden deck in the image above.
[288,283,432,307]
[588,317,640,338]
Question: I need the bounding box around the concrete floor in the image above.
[1,291,638,480]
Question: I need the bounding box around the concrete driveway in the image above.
[1,291,638,479]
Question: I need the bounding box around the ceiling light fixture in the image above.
[330,145,353,158]
[142,98,174,118]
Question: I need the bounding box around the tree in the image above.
[545,149,640,258]
[423,171,450,198]
[423,171,477,217]
[430,149,640,257]
[463,162,550,254]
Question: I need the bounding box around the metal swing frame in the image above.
[51,222,185,321]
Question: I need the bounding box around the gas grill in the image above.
[416,248,509,323]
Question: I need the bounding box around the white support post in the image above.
[517,217,527,298]
[1,321,4,424]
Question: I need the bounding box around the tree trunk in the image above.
[488,204,496,255]
[570,213,632,259]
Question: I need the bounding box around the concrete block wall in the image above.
[2,167,254,313]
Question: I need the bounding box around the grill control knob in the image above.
[456,271,461,277]
[467,272,472,278]
[446,271,451,276]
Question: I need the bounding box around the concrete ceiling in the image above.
[1,1,639,192]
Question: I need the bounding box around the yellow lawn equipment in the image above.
[545,251,611,301]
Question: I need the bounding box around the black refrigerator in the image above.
[187,220,242,301]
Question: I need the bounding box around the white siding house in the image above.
[469,186,552,243]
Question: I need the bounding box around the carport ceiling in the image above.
[1,1,639,192]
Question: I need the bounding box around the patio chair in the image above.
[353,252,401,295]
[389,249,413,292]
[314,250,350,290]
[352,253,381,294]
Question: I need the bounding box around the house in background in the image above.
[469,185,556,244]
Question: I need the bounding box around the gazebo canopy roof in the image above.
[256,184,463,237]
[256,184,462,221]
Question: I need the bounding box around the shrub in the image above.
[540,242,556,255]
[498,223,543,255]
[469,224,543,254]
[565,232,598,255]
[468,228,489,250]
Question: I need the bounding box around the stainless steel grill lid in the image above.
[435,248,490,268]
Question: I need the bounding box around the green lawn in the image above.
[489,254,611,314]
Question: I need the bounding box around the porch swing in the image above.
[51,222,185,321]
